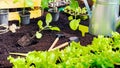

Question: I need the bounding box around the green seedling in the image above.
[17,13,60,46]
[66,0,88,37]
[35,13,60,39]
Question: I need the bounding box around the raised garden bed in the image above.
[0,0,120,68]
[0,11,95,68]
[1,11,120,68]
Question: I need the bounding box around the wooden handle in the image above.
[48,37,59,51]
[49,42,69,51]
[9,53,27,56]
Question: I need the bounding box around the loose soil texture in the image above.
[0,12,120,68]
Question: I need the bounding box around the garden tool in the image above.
[83,0,120,36]
[49,36,79,51]
[17,33,33,47]
[48,34,65,51]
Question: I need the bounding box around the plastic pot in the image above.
[0,9,9,26]
[19,11,30,25]
[48,8,60,22]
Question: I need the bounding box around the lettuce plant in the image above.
[8,32,120,68]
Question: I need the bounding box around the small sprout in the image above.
[35,13,60,39]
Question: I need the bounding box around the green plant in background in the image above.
[41,0,49,10]
[13,0,34,14]
[41,0,49,14]
[7,32,120,68]
[35,13,60,39]
[64,6,88,18]
[64,0,88,36]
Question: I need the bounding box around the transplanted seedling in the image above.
[35,13,60,39]
[17,13,60,46]
[65,0,88,37]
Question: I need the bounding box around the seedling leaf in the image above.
[70,0,79,10]
[35,32,42,39]
[37,20,43,29]
[81,8,87,14]
[46,13,52,26]
[50,27,60,31]
[68,16,73,21]
[69,19,80,30]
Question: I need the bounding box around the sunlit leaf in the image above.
[37,20,43,29]
[50,27,60,31]
[35,31,42,39]
[68,16,73,21]
[46,13,52,26]
[70,0,79,10]
[69,19,80,30]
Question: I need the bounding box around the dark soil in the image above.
[0,11,120,68]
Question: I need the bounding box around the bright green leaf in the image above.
[41,0,49,9]
[50,27,60,31]
[69,19,80,30]
[70,0,79,10]
[37,20,43,29]
[81,7,87,14]
[46,13,52,26]
[35,32,42,39]
[68,16,73,21]
[8,56,26,68]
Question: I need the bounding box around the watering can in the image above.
[84,0,120,36]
